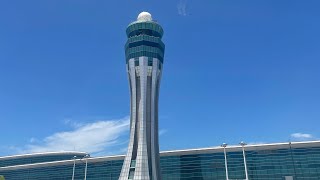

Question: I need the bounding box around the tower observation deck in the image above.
[119,12,165,180]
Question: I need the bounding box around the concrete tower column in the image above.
[119,12,165,180]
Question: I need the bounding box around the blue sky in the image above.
[0,0,319,156]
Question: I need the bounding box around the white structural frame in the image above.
[72,156,76,180]
[84,154,89,180]
[240,141,249,180]
[221,143,229,180]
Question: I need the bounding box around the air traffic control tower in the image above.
[119,12,165,180]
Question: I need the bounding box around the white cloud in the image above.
[177,0,188,16]
[291,133,314,140]
[22,117,130,156]
[63,118,84,128]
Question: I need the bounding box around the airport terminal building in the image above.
[0,141,320,180]
[1,12,320,180]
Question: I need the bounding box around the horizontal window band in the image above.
[125,45,164,57]
[125,41,165,52]
[126,22,163,38]
[125,53,164,63]
[128,29,162,38]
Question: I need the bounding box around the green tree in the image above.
[0,175,5,180]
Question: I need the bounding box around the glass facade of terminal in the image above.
[0,142,320,180]
[161,146,320,180]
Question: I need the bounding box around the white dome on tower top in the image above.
[137,11,152,22]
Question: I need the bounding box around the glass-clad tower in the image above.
[119,12,165,180]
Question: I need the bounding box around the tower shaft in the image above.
[119,12,164,180]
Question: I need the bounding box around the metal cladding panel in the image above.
[151,58,161,180]
[134,57,150,179]
[119,57,162,180]
[119,59,137,179]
